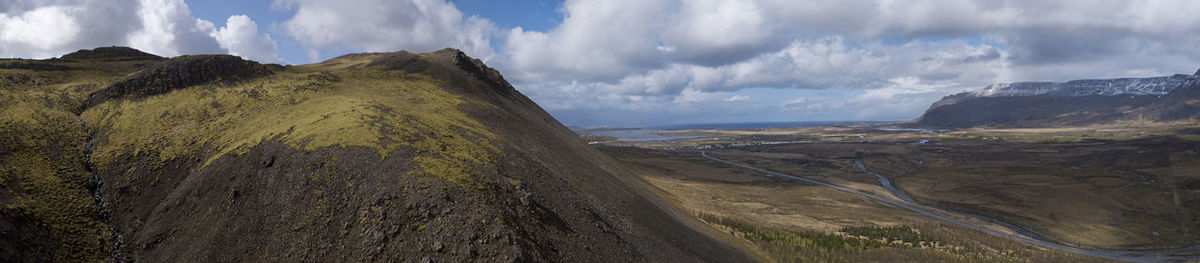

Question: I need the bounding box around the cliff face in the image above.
[913,70,1200,128]
[972,74,1195,97]
[0,47,750,262]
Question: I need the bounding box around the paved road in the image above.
[700,151,1200,263]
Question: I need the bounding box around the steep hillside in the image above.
[0,48,164,262]
[1141,79,1200,121]
[913,71,1200,128]
[0,47,750,262]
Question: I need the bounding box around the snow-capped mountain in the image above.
[973,74,1198,97]
[911,69,1200,128]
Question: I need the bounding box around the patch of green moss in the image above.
[82,55,500,189]
[0,58,154,262]
[841,225,941,246]
[0,89,112,262]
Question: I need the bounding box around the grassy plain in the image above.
[602,146,1111,262]
[595,122,1200,261]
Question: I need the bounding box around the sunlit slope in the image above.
[0,47,750,262]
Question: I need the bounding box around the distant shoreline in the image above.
[572,127,643,132]
[574,120,897,133]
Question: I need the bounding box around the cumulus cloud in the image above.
[661,0,779,66]
[274,0,496,62]
[724,95,750,102]
[0,0,141,58]
[503,0,671,82]
[213,15,282,63]
[498,0,1200,125]
[127,0,222,57]
[0,5,81,58]
[0,0,280,63]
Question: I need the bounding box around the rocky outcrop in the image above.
[87,55,277,106]
[362,48,529,103]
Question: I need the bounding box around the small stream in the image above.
[76,115,123,260]
[853,159,1057,246]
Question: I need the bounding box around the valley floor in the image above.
[594,124,1200,262]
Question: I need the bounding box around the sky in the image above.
[3,0,1200,127]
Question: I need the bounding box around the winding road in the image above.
[700,151,1200,263]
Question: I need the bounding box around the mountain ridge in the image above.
[971,74,1196,97]
[0,47,752,262]
[912,69,1200,128]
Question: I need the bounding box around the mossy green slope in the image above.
[1,49,507,261]
[82,53,499,189]
[0,51,158,262]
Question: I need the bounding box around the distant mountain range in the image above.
[912,69,1200,128]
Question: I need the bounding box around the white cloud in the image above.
[274,0,496,62]
[213,15,282,63]
[503,0,671,82]
[661,0,776,66]
[0,5,80,58]
[724,95,750,102]
[0,0,280,63]
[0,0,143,59]
[859,76,953,101]
[496,0,1200,125]
[126,0,222,57]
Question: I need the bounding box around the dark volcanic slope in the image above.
[1142,79,1200,121]
[0,47,750,262]
[86,54,277,106]
[913,71,1200,128]
[913,94,1162,128]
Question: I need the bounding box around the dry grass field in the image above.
[601,146,1113,262]
[592,123,1200,262]
[705,136,1200,251]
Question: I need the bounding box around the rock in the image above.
[87,54,276,107]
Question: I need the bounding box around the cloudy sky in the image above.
[3,0,1199,126]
